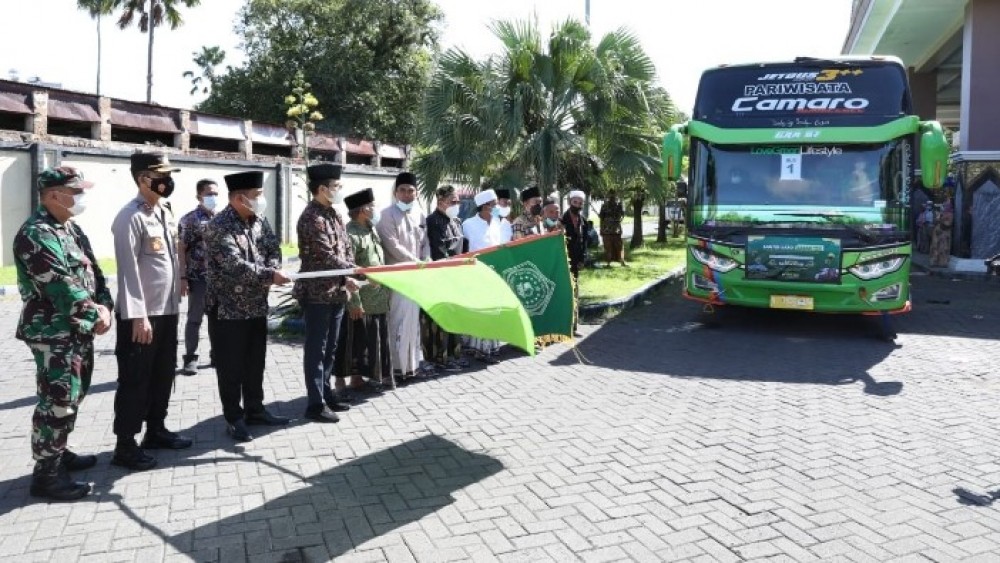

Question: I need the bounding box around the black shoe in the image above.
[111,441,157,471]
[180,355,198,376]
[141,428,193,450]
[326,400,351,412]
[30,457,91,501]
[244,409,290,426]
[573,331,584,338]
[304,407,341,424]
[226,419,254,442]
[61,449,97,471]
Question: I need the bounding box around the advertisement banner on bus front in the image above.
[745,236,842,283]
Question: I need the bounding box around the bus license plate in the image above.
[770,295,814,310]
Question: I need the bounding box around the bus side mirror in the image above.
[662,124,686,182]
[919,121,949,189]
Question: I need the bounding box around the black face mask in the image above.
[151,177,175,198]
[530,204,542,216]
[570,205,582,214]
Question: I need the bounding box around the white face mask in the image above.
[67,192,88,216]
[497,205,511,218]
[245,194,267,216]
[202,195,218,211]
[329,187,344,205]
[396,201,413,212]
[445,204,460,219]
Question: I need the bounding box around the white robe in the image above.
[376,203,431,374]
[460,214,503,355]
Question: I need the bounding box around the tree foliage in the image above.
[199,0,443,143]
[183,45,226,96]
[414,19,675,201]
[115,0,202,103]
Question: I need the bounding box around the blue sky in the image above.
[1,0,853,117]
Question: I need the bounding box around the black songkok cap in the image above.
[307,163,342,183]
[344,188,375,210]
[520,186,540,202]
[224,171,264,191]
[395,172,417,188]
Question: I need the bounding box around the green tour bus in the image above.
[662,56,949,324]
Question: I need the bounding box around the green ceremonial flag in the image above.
[472,232,575,342]
[364,261,536,355]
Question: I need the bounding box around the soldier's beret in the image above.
[344,188,374,210]
[224,171,264,191]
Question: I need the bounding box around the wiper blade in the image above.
[773,212,875,243]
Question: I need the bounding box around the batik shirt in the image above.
[598,200,625,236]
[179,205,214,282]
[204,205,281,320]
[293,200,355,304]
[511,211,542,240]
[346,220,390,315]
[14,206,114,344]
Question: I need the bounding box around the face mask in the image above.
[329,188,344,205]
[445,204,460,219]
[370,208,381,225]
[530,204,542,216]
[150,177,175,198]
[63,192,88,216]
[544,218,558,228]
[497,206,511,218]
[491,206,501,219]
[570,205,581,214]
[202,195,218,211]
[244,194,267,216]
[396,201,412,212]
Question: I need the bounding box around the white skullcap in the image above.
[474,189,497,206]
[568,190,586,201]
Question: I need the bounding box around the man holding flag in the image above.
[376,172,434,382]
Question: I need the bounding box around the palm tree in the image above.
[414,18,666,213]
[183,45,226,96]
[115,0,202,103]
[77,0,116,96]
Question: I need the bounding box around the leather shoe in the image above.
[304,407,340,423]
[245,409,290,426]
[226,419,254,442]
[61,449,97,471]
[111,442,157,471]
[326,400,351,412]
[141,428,193,450]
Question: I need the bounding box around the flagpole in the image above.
[285,257,478,280]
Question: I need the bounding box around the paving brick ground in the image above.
[1,273,999,562]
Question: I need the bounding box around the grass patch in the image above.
[578,236,686,305]
[0,259,117,287]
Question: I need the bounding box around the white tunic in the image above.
[462,215,504,252]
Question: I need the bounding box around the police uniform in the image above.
[205,171,289,441]
[111,152,192,470]
[15,167,112,500]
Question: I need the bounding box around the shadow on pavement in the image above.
[556,286,905,395]
[116,435,499,560]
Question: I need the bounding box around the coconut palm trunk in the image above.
[146,19,155,102]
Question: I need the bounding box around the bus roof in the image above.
[708,55,904,72]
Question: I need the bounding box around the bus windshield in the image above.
[690,140,911,235]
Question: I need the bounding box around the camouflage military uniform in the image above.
[14,205,113,462]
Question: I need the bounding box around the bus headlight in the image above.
[871,283,901,301]
[849,257,905,280]
[691,247,739,273]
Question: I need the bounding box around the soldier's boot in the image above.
[180,355,198,376]
[29,456,92,501]
[61,449,97,471]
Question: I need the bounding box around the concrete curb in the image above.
[579,266,686,321]
[911,262,991,282]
